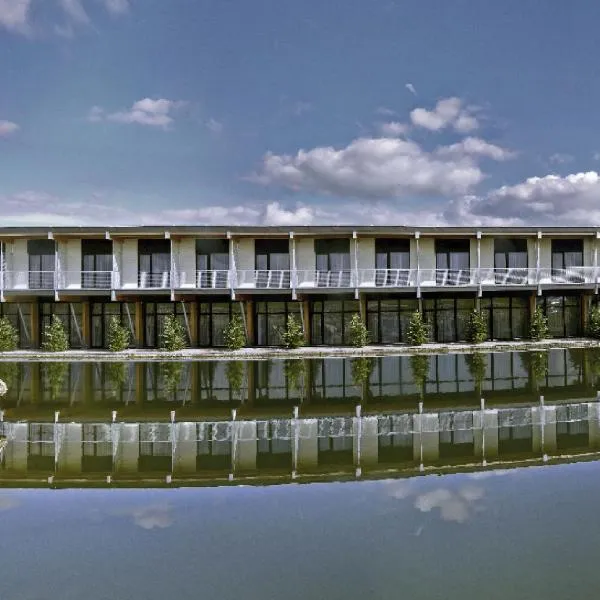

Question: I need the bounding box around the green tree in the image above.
[42,316,69,352]
[410,354,429,398]
[0,362,18,391]
[525,351,548,390]
[45,362,68,400]
[351,356,374,400]
[160,315,188,351]
[226,360,245,400]
[284,358,306,396]
[530,306,549,341]
[587,305,600,339]
[465,310,488,344]
[407,311,429,346]
[465,352,487,397]
[348,313,369,347]
[224,315,246,350]
[281,314,305,349]
[106,316,130,351]
[160,361,184,395]
[0,317,18,351]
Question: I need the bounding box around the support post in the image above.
[81,300,91,348]
[31,300,40,349]
[134,300,143,347]
[228,232,236,300]
[536,230,542,294]
[301,298,310,345]
[290,232,297,300]
[476,231,482,294]
[353,231,359,298]
[135,363,145,405]
[245,298,254,346]
[188,301,198,347]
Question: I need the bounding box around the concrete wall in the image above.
[120,239,138,289]
[11,239,29,289]
[418,238,436,285]
[57,423,83,473]
[296,419,318,470]
[469,238,477,269]
[59,239,81,288]
[114,423,139,472]
[173,422,197,473]
[176,238,196,288]
[357,237,375,270]
[235,238,255,271]
[296,238,316,287]
[480,238,494,270]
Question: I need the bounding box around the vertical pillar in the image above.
[245,299,254,346]
[529,292,537,322]
[30,300,40,349]
[359,292,367,322]
[134,300,143,347]
[30,362,41,404]
[81,300,91,348]
[4,423,28,472]
[233,420,257,472]
[114,423,140,473]
[415,231,421,297]
[302,298,311,345]
[290,232,297,300]
[476,231,481,292]
[295,418,318,471]
[413,412,440,463]
[188,301,198,347]
[135,363,145,405]
[56,423,83,474]
[536,230,542,289]
[582,294,590,335]
[173,422,197,474]
[588,402,600,449]
[356,415,378,468]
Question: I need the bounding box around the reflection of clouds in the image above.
[0,496,20,511]
[115,503,173,530]
[384,478,485,523]
[467,469,511,480]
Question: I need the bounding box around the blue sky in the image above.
[2,0,600,226]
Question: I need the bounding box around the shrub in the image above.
[410,354,429,397]
[284,358,306,392]
[106,316,130,352]
[588,305,600,339]
[226,360,245,395]
[351,356,374,388]
[0,317,18,352]
[45,362,68,400]
[530,306,549,341]
[407,311,429,346]
[348,313,369,347]
[105,362,127,389]
[465,310,488,344]
[465,352,487,392]
[160,315,188,351]
[224,315,246,350]
[281,314,305,349]
[42,316,69,352]
[160,361,184,395]
[0,362,18,391]
[525,351,548,388]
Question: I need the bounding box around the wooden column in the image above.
[245,299,254,346]
[134,300,143,347]
[359,293,367,322]
[302,299,311,345]
[188,301,198,347]
[81,300,91,348]
[83,362,94,404]
[30,300,40,349]
[246,361,256,406]
[582,293,590,334]
[529,292,537,321]
[135,363,145,405]
[30,362,41,404]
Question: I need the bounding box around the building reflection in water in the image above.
[0,348,599,487]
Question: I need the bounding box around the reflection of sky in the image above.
[2,462,600,599]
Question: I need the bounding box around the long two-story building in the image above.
[0,225,598,348]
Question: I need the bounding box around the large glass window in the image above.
[0,303,32,348]
[138,239,171,288]
[540,295,581,338]
[138,423,172,472]
[197,422,232,471]
[435,239,470,285]
[481,296,528,340]
[196,239,229,288]
[366,298,419,344]
[256,420,292,469]
[255,301,301,346]
[91,302,136,348]
[28,423,55,471]
[198,301,235,347]
[28,239,55,290]
[310,300,359,345]
[315,239,351,287]
[41,302,84,348]
[423,297,474,342]
[551,239,584,283]
[377,414,413,463]
[255,239,290,288]
[82,239,113,288]
[375,238,410,286]
[82,424,113,472]
[311,359,360,402]
[494,238,528,284]
[143,302,190,348]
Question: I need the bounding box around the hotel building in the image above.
[0,225,598,348]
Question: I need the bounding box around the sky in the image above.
[2,0,600,227]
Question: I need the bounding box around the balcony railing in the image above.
[0,267,599,293]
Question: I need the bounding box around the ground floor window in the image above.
[539,295,581,338]
[143,302,190,348]
[199,301,236,347]
[91,302,136,348]
[481,296,529,340]
[422,297,474,342]
[366,298,419,344]
[255,301,301,346]
[0,303,32,348]
[310,300,359,345]
[40,302,84,348]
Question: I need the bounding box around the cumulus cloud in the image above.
[0,0,31,33]
[378,121,408,137]
[0,120,19,136]
[405,83,417,96]
[436,137,515,161]
[114,503,173,530]
[414,486,484,523]
[59,0,90,24]
[90,98,186,129]
[410,97,479,133]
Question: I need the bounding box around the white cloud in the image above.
[0,120,19,136]
[548,152,574,164]
[114,503,173,530]
[206,118,223,134]
[410,97,479,133]
[0,0,31,33]
[263,202,315,225]
[593,152,600,161]
[0,495,20,511]
[405,83,417,96]
[251,137,485,199]
[414,486,484,523]
[378,121,408,137]
[101,0,129,15]
[436,137,515,161]
[375,106,397,117]
[90,98,186,129]
[59,0,90,24]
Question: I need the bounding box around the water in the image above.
[1,348,600,599]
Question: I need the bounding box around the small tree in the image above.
[0,362,18,390]
[107,316,130,352]
[45,362,68,400]
[525,350,548,390]
[284,358,306,395]
[226,360,245,400]
[465,310,488,344]
[42,315,69,352]
[348,314,369,347]
[105,362,127,390]
[410,354,429,398]
[0,317,18,351]
[224,315,246,350]
[407,311,429,346]
[351,356,374,400]
[160,315,188,351]
[588,305,600,339]
[465,352,487,396]
[281,314,305,349]
[530,306,549,341]
[160,361,184,395]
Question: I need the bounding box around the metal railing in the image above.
[56,271,115,289]
[138,271,171,289]
[296,269,356,288]
[236,269,291,289]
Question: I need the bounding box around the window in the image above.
[197,422,232,471]
[311,358,360,402]
[0,303,32,348]
[82,239,113,288]
[481,296,528,340]
[41,302,84,348]
[91,302,136,348]
[366,298,418,344]
[143,302,190,348]
[494,238,528,284]
[138,239,171,288]
[310,299,359,345]
[257,420,292,469]
[255,239,290,288]
[28,239,55,290]
[539,295,581,338]
[196,239,229,288]
[375,238,410,286]
[377,414,413,463]
[551,239,584,283]
[255,301,300,346]
[315,239,351,287]
[139,423,172,472]
[423,297,474,342]
[435,239,470,285]
[198,301,235,347]
[317,417,354,466]
[82,424,113,472]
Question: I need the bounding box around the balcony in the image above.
[236,269,291,289]
[138,271,171,290]
[174,270,232,290]
[56,271,117,290]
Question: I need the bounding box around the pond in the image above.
[1,348,600,599]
